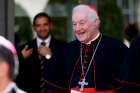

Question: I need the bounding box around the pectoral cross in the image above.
[78,78,88,91]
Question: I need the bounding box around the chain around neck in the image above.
[79,34,102,89]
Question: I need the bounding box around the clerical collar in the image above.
[78,34,102,89]
[37,35,51,48]
[86,32,100,44]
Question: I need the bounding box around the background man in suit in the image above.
[0,36,26,93]
[64,4,128,93]
[16,12,66,93]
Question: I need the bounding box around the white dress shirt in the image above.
[37,35,51,48]
[36,35,52,59]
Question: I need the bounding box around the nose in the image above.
[39,25,47,31]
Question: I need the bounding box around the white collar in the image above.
[37,35,51,48]
[1,81,16,93]
[87,32,100,44]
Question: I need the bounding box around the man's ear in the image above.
[50,22,53,31]
[32,25,36,32]
[95,18,100,28]
[96,18,100,24]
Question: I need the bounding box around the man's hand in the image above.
[38,45,52,57]
[21,45,33,59]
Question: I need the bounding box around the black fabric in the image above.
[16,37,67,93]
[40,58,46,93]
[64,35,128,91]
[118,35,140,93]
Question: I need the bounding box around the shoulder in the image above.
[16,39,36,54]
[24,39,36,47]
[130,35,140,48]
[65,40,80,48]
[101,35,128,48]
[51,38,66,45]
[64,40,80,55]
[18,39,36,48]
[126,35,140,54]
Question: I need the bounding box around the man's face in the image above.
[33,16,52,40]
[72,10,99,44]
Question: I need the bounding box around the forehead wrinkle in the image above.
[72,12,87,23]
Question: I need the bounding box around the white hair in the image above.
[73,4,99,19]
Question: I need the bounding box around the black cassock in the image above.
[64,34,128,92]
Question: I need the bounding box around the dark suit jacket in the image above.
[118,35,140,93]
[16,37,67,93]
[64,35,128,92]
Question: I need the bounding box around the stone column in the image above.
[0,0,14,42]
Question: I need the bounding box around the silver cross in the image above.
[78,78,88,91]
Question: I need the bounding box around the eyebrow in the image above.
[72,19,86,23]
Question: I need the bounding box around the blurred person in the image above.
[117,2,140,93]
[0,36,26,93]
[123,23,139,47]
[64,4,128,93]
[16,12,67,93]
[118,35,140,93]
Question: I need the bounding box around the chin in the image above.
[78,39,85,43]
[38,35,49,39]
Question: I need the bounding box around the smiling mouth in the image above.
[77,32,85,35]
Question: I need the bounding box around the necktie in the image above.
[41,41,46,46]
[39,41,47,93]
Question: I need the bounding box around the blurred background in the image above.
[0,0,140,47]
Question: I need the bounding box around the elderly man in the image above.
[64,4,128,93]
[0,36,26,93]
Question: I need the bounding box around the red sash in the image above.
[71,88,116,93]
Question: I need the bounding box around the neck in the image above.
[38,35,51,41]
[37,34,51,40]
[0,77,11,92]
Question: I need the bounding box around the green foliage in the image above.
[51,17,67,42]
[15,17,33,47]
[98,0,124,40]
